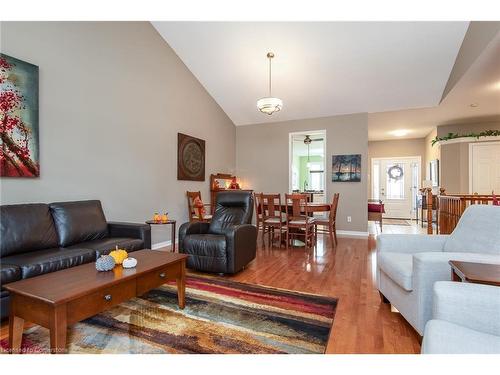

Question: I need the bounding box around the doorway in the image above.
[289,130,326,204]
[371,156,420,219]
[469,142,500,194]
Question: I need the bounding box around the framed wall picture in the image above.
[429,159,439,187]
[332,154,361,182]
[177,133,205,181]
[0,54,39,177]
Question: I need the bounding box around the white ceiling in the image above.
[153,22,468,126]
[369,31,500,140]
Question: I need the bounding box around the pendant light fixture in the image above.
[257,52,283,115]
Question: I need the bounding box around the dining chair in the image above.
[285,193,316,250]
[314,193,339,246]
[186,191,212,222]
[254,192,264,243]
[261,193,286,247]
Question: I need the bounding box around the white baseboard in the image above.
[336,230,369,238]
[152,240,172,250]
[153,232,368,248]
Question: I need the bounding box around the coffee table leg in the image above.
[49,304,67,354]
[8,312,24,354]
[177,261,186,309]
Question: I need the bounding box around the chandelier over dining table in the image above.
[257,52,283,115]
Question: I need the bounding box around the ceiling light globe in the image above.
[257,97,283,115]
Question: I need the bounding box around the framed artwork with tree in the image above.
[332,154,361,182]
[0,54,39,177]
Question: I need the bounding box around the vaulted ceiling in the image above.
[153,22,468,128]
[153,22,500,140]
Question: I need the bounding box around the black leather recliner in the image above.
[179,191,257,274]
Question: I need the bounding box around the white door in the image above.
[471,142,500,194]
[372,157,420,219]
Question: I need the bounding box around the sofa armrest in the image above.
[414,252,500,278]
[224,224,257,273]
[432,281,500,336]
[413,252,500,289]
[377,234,448,254]
[108,222,151,249]
[178,221,210,252]
[412,252,500,330]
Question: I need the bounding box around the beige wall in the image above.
[440,142,469,193]
[437,121,500,137]
[368,138,426,197]
[0,22,236,246]
[438,122,500,193]
[424,127,440,181]
[236,113,369,233]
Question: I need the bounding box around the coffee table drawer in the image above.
[137,263,180,295]
[66,279,136,324]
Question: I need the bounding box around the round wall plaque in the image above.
[177,133,205,181]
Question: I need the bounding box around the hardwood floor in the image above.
[220,233,422,354]
[1,230,422,354]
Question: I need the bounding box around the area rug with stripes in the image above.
[1,275,338,354]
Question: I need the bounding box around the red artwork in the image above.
[0,54,39,177]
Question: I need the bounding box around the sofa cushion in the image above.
[444,205,500,255]
[377,252,413,291]
[182,234,226,257]
[0,203,59,257]
[2,247,96,279]
[422,320,500,354]
[69,237,144,257]
[1,264,22,286]
[49,200,108,247]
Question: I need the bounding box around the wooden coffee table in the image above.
[449,260,500,286]
[4,250,188,354]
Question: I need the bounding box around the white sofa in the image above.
[376,205,500,335]
[422,281,500,354]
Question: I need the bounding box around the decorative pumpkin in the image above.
[122,257,138,269]
[96,255,116,272]
[109,246,128,265]
[153,213,161,223]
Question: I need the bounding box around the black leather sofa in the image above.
[0,200,151,319]
[179,191,257,274]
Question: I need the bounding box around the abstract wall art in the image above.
[332,154,361,182]
[0,54,39,177]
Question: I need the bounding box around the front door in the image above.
[372,157,420,219]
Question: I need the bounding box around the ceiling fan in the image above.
[293,135,324,144]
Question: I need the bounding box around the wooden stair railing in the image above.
[437,189,495,234]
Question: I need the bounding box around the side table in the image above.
[146,220,177,253]
[449,260,500,287]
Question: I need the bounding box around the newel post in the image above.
[426,188,433,234]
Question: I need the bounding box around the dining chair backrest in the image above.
[261,194,282,219]
[254,192,263,217]
[285,193,309,221]
[329,193,340,222]
[187,191,203,220]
